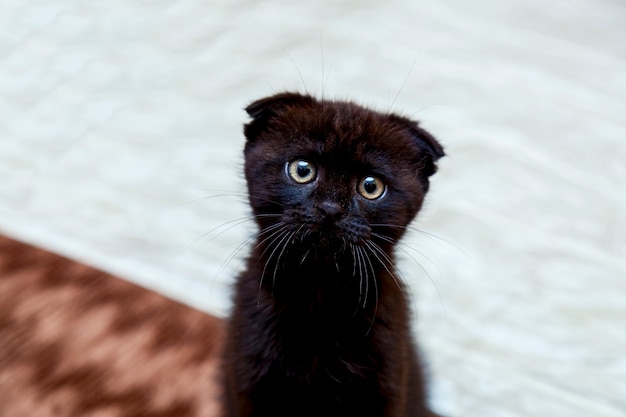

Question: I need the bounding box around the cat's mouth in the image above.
[279,210,371,257]
[298,222,368,254]
[304,229,346,252]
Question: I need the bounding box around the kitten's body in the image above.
[222,93,444,417]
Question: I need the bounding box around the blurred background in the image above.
[1,0,625,416]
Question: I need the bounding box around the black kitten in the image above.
[221,92,444,417]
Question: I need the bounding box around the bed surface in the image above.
[1,1,625,416]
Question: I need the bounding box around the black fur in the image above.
[221,92,444,417]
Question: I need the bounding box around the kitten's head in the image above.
[243,92,444,258]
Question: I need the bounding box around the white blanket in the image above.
[1,0,624,415]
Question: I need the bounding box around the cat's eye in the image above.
[358,176,386,200]
[287,160,317,184]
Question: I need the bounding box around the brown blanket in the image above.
[0,235,223,417]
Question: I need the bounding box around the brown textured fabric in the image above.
[0,235,224,417]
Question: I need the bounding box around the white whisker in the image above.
[257,228,290,298]
[370,223,463,254]
[271,230,298,295]
[364,240,406,300]
[359,244,379,336]
[213,220,285,277]
[372,232,445,310]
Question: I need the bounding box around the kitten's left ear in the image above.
[244,92,316,140]
[389,115,445,177]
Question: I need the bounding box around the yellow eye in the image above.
[358,176,386,200]
[287,160,317,184]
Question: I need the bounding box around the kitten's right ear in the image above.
[244,92,315,140]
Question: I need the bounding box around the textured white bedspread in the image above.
[1,0,625,416]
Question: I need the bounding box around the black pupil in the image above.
[297,162,311,178]
[363,177,377,194]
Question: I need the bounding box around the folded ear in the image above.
[244,92,316,140]
[388,114,445,177]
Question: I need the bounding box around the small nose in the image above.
[316,200,343,220]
